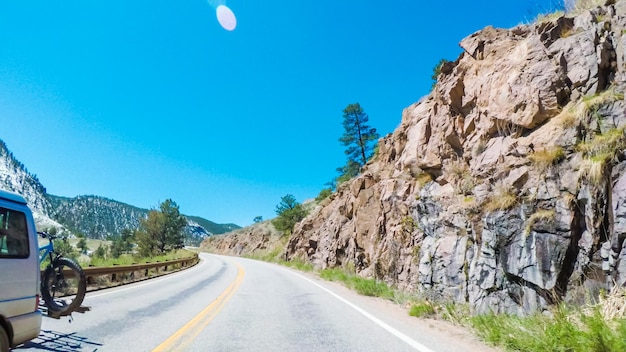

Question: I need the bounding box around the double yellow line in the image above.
[152,263,245,352]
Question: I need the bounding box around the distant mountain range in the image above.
[0,139,240,245]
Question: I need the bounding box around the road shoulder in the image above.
[286,267,501,352]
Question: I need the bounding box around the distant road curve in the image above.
[17,253,493,352]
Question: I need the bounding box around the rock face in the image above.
[0,140,50,215]
[282,4,626,314]
[202,221,283,257]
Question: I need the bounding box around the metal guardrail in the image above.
[83,254,199,276]
[41,253,200,290]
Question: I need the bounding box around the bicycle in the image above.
[38,231,87,316]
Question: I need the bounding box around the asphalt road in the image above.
[14,253,494,352]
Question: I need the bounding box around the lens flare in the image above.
[216,5,236,31]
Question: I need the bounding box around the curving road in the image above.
[15,253,493,352]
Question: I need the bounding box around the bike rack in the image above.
[40,302,91,320]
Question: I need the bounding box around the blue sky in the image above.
[0,1,562,227]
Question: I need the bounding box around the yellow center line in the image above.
[152,263,245,352]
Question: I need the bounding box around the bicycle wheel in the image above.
[41,257,87,315]
[0,325,9,352]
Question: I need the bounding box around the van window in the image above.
[0,207,29,258]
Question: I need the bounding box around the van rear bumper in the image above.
[9,310,42,347]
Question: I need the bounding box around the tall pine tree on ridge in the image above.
[336,103,380,186]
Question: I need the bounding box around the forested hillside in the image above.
[47,194,147,238]
[0,139,239,244]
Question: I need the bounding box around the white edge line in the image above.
[288,270,436,352]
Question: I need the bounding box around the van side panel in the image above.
[0,198,41,346]
[7,311,41,346]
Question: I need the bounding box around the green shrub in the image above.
[320,268,349,282]
[320,267,397,300]
[280,259,314,272]
[431,59,450,88]
[409,302,436,318]
[316,188,333,202]
[351,277,395,299]
[272,194,308,236]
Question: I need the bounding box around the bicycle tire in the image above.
[41,257,87,315]
[0,325,8,352]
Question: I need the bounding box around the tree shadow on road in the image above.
[16,330,103,352]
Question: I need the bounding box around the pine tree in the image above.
[110,229,134,258]
[94,243,108,259]
[135,199,187,256]
[77,237,88,254]
[160,199,187,251]
[271,194,308,236]
[135,210,163,257]
[337,103,379,185]
[431,59,449,89]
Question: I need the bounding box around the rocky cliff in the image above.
[206,2,626,314]
[202,221,283,257]
[287,2,626,314]
[0,140,49,214]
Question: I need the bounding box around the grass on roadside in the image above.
[244,247,283,263]
[320,267,397,300]
[279,259,314,272]
[470,307,626,352]
[318,267,473,324]
[409,301,437,318]
[468,286,626,352]
[243,247,314,272]
[407,298,471,325]
[250,249,433,306]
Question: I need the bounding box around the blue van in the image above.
[0,190,42,351]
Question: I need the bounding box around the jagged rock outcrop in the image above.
[0,140,50,215]
[282,3,626,314]
[201,221,283,257]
